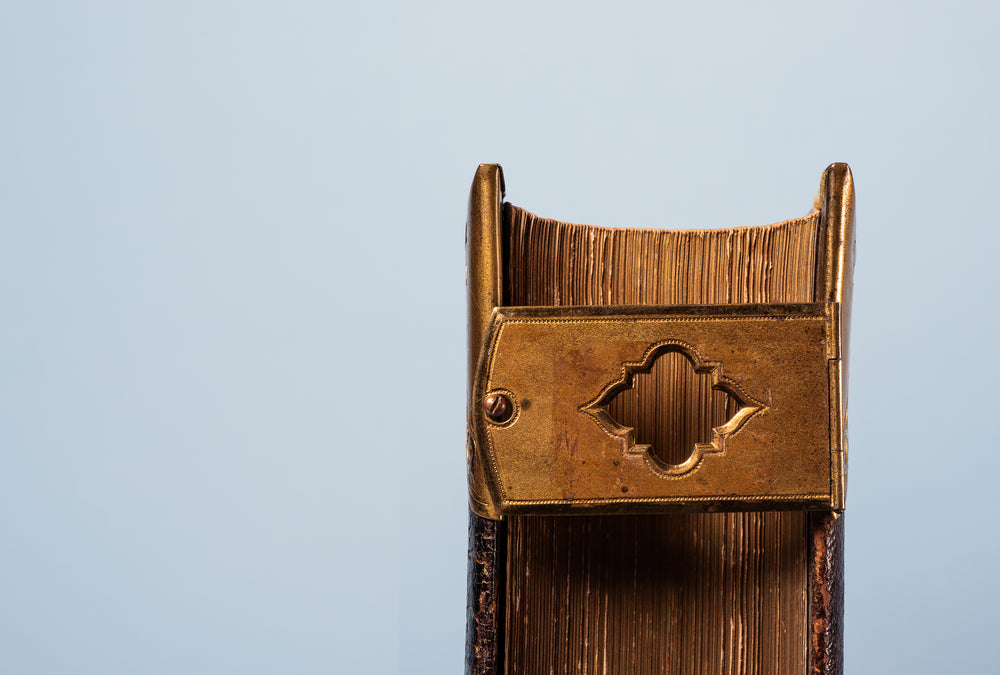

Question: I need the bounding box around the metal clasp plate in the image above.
[470,302,845,516]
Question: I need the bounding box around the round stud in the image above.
[483,392,514,424]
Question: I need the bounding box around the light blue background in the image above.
[2,2,997,673]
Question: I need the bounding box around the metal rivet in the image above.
[484,392,514,424]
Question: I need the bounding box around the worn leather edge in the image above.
[809,163,852,673]
[466,166,507,674]
[809,512,845,675]
[466,510,505,675]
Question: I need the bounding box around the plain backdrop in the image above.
[2,2,998,673]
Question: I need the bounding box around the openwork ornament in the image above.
[581,341,765,477]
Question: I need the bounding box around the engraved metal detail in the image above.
[581,341,765,477]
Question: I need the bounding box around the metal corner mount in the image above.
[466,163,854,520]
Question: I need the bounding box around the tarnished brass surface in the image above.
[466,165,505,518]
[466,164,855,674]
[816,163,855,512]
[471,302,844,516]
[465,163,854,521]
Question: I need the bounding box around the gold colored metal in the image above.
[466,164,505,518]
[465,163,854,520]
[816,162,855,511]
[470,302,843,516]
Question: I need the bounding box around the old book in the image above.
[466,164,854,674]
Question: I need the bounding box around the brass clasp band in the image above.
[468,302,845,518]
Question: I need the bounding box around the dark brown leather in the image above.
[809,512,845,675]
[466,511,504,674]
[468,508,845,675]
